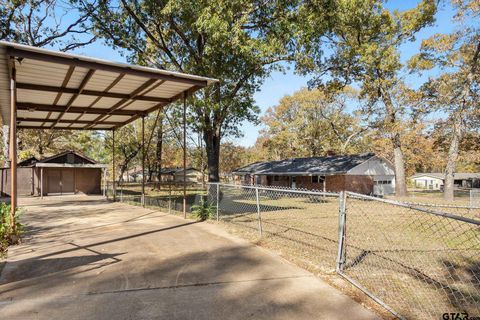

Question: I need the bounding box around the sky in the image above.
[67,0,459,147]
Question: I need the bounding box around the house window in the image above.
[273,175,280,182]
[312,175,319,183]
[376,180,392,185]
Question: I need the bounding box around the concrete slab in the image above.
[0,195,380,319]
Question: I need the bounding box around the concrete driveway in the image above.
[0,196,380,320]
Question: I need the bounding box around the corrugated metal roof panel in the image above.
[0,41,217,129]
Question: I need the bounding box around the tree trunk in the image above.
[392,133,407,197]
[444,113,463,201]
[382,91,408,197]
[204,125,221,182]
[118,164,127,184]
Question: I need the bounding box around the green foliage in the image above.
[15,129,108,163]
[295,0,437,196]
[191,198,216,221]
[73,0,311,180]
[259,87,369,159]
[0,202,22,258]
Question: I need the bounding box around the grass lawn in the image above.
[212,187,480,320]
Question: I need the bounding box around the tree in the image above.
[0,0,95,50]
[409,0,479,200]
[219,142,250,176]
[74,0,316,182]
[297,0,437,196]
[259,88,369,160]
[0,0,97,166]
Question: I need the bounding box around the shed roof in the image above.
[38,150,97,164]
[233,153,377,176]
[0,41,217,130]
[18,150,105,168]
[17,156,39,167]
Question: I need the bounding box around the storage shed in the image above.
[0,150,107,196]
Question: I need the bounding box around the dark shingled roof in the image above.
[233,153,376,175]
[18,151,98,167]
[18,156,39,167]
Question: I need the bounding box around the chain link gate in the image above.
[337,192,480,320]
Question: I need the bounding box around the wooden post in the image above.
[141,115,145,207]
[40,167,43,199]
[9,60,17,229]
[103,168,107,197]
[73,168,77,194]
[31,167,34,196]
[183,92,187,218]
[112,129,116,201]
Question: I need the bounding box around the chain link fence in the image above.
[399,200,480,221]
[207,183,480,320]
[106,181,206,215]
[207,183,340,272]
[471,189,480,208]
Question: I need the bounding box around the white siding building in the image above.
[411,172,480,190]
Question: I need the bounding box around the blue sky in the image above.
[68,0,458,147]
[232,1,458,147]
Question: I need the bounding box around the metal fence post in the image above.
[255,187,263,237]
[216,183,220,221]
[120,182,123,202]
[336,191,347,272]
[168,183,171,214]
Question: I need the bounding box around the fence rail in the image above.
[106,181,206,214]
[207,183,480,320]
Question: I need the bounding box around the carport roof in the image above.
[0,41,218,130]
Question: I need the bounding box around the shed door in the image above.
[47,169,62,194]
[61,169,75,193]
[47,168,75,194]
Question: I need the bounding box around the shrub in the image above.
[0,202,22,258]
[191,198,216,221]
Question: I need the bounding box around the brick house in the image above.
[232,153,395,195]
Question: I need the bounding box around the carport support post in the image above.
[9,59,17,229]
[141,115,145,207]
[182,92,187,219]
[112,129,116,202]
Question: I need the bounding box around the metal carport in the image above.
[0,41,217,225]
